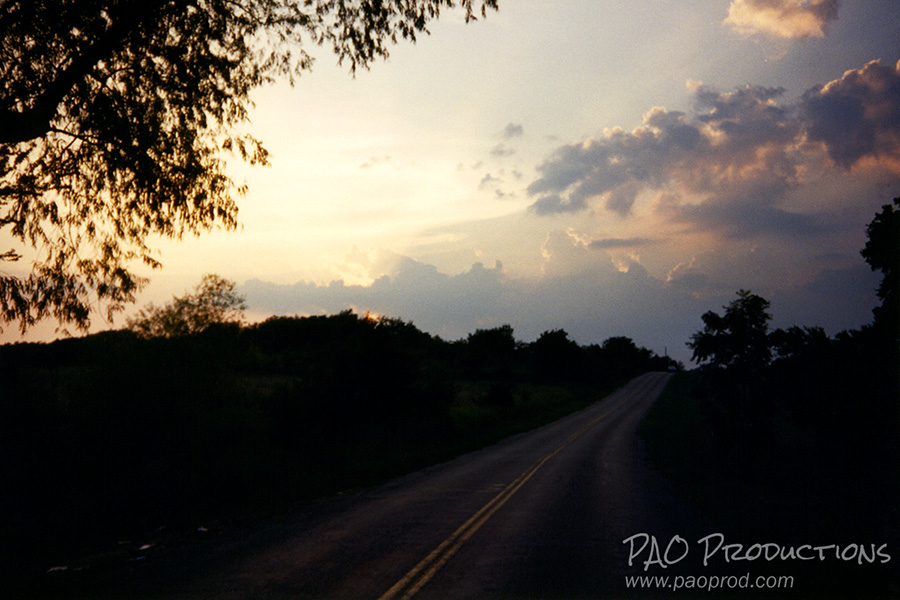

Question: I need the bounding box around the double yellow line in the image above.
[377,395,631,600]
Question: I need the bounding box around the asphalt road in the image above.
[42,372,715,600]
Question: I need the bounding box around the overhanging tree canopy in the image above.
[0,0,497,332]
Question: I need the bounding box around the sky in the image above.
[6,0,900,365]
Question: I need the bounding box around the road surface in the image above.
[46,372,715,599]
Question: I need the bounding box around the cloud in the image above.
[672,195,824,238]
[801,60,900,168]
[527,60,900,239]
[241,257,511,341]
[360,155,391,169]
[501,123,524,139]
[239,245,707,363]
[527,87,801,229]
[529,193,588,216]
[479,173,500,189]
[777,264,881,331]
[238,234,880,366]
[724,0,840,39]
[490,143,516,157]
[666,270,710,293]
[588,237,655,250]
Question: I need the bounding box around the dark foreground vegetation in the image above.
[641,199,899,599]
[0,313,675,582]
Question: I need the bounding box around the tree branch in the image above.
[0,0,165,145]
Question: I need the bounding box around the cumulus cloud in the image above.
[724,0,840,39]
[241,258,510,338]
[239,234,879,365]
[527,86,802,230]
[527,60,900,238]
[239,245,706,362]
[802,60,900,168]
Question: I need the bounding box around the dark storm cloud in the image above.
[241,259,509,340]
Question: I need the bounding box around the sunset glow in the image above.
[4,0,898,365]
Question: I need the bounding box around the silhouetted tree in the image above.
[687,290,773,374]
[530,329,582,381]
[0,0,498,331]
[599,336,656,377]
[126,273,245,337]
[861,197,899,338]
[769,325,830,361]
[666,204,900,558]
[464,324,518,378]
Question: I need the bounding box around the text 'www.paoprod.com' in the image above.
[625,573,794,593]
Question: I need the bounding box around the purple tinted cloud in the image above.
[527,60,900,238]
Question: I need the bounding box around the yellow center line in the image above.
[377,388,638,600]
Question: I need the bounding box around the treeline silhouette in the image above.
[665,317,898,528]
[642,306,898,599]
[642,199,899,599]
[0,313,675,577]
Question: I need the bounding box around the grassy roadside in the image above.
[273,377,622,503]
[639,371,764,535]
[3,369,621,586]
[447,378,624,454]
[641,371,898,538]
[639,371,899,598]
